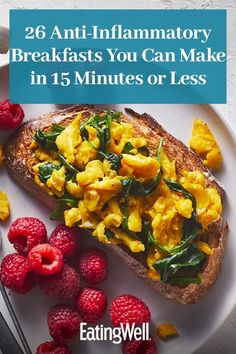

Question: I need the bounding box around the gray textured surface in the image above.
[0,1,236,353]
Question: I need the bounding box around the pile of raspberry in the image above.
[0,99,24,130]
[0,217,156,354]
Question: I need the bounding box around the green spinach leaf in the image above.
[57,152,80,174]
[163,179,202,244]
[80,110,121,151]
[122,142,149,156]
[120,174,161,198]
[51,124,64,133]
[105,229,115,239]
[97,151,122,172]
[121,138,163,197]
[98,114,112,153]
[138,145,149,157]
[153,244,205,283]
[120,139,164,232]
[142,215,202,255]
[38,162,61,183]
[34,124,64,150]
[122,142,135,154]
[164,179,196,213]
[141,219,168,253]
[50,196,78,221]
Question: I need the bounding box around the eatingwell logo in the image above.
[80,322,150,344]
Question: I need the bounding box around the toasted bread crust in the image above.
[4,105,228,304]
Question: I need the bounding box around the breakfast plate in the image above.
[1,63,236,354]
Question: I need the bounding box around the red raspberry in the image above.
[49,224,81,260]
[0,99,24,130]
[36,340,70,354]
[123,338,157,354]
[75,287,107,323]
[110,295,150,327]
[38,265,80,301]
[28,244,63,275]
[0,253,35,294]
[48,305,81,344]
[78,247,108,285]
[8,217,47,255]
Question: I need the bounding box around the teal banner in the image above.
[10,9,226,104]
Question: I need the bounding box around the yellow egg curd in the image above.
[30,111,223,285]
[189,119,223,169]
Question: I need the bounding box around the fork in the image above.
[0,283,32,354]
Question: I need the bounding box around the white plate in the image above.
[1,64,236,354]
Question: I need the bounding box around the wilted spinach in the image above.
[38,162,61,183]
[34,124,64,150]
[141,219,169,253]
[80,110,123,171]
[120,175,162,198]
[51,124,64,133]
[142,219,205,284]
[97,151,122,172]
[50,196,78,221]
[119,139,164,233]
[138,145,150,156]
[57,152,80,174]
[80,110,122,153]
[122,142,149,156]
[143,179,205,285]
[105,229,115,239]
[164,179,197,216]
[153,244,205,284]
[163,179,202,246]
[120,138,164,200]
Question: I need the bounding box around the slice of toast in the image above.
[4,105,228,304]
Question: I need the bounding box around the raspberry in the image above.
[123,338,157,354]
[0,99,24,130]
[75,288,107,323]
[49,224,81,260]
[48,305,81,344]
[0,253,35,294]
[8,217,47,255]
[28,244,63,275]
[110,295,150,327]
[78,247,108,285]
[38,265,80,301]
[36,341,70,354]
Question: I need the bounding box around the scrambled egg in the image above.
[114,229,145,253]
[64,207,81,227]
[32,161,63,197]
[120,153,159,179]
[0,191,10,221]
[161,151,177,180]
[189,119,223,169]
[180,171,222,229]
[66,180,83,198]
[56,114,82,163]
[157,323,178,340]
[30,113,223,278]
[109,121,143,154]
[46,166,66,195]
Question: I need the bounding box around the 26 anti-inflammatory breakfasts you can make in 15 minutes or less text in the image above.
[4,105,228,304]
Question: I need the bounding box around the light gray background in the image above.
[0,1,236,353]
